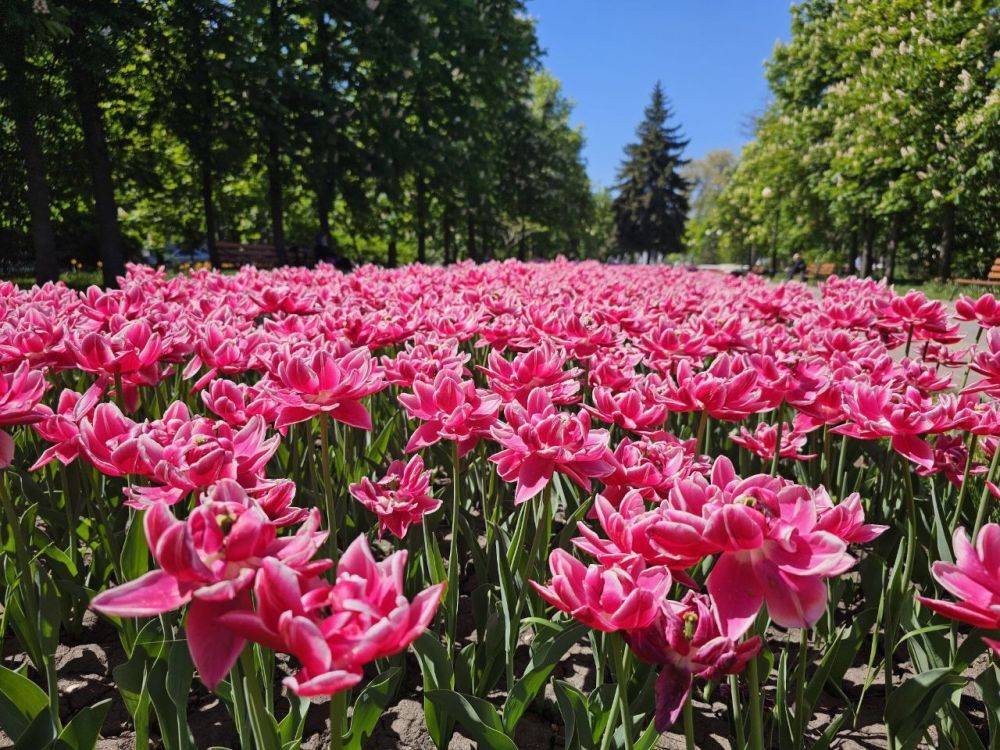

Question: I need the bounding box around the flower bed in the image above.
[0,260,997,749]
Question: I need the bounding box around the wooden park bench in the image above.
[216,241,281,269]
[809,262,837,279]
[956,257,1000,287]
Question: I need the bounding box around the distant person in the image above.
[787,253,807,281]
[313,232,331,265]
[330,248,354,273]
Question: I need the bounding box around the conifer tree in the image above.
[613,81,690,260]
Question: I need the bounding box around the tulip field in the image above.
[3,260,1000,750]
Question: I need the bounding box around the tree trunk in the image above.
[316,181,332,241]
[884,214,900,284]
[69,56,125,287]
[200,159,218,268]
[266,133,287,265]
[938,204,955,281]
[2,28,59,284]
[860,218,875,277]
[266,0,287,266]
[847,231,859,275]
[442,208,454,264]
[387,225,397,268]
[466,211,477,263]
[416,178,427,265]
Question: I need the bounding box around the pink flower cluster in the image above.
[533,456,885,727]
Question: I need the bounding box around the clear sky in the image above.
[528,1,792,190]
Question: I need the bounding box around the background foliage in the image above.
[695,0,999,281]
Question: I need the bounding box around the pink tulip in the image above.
[585,385,668,434]
[349,455,441,539]
[573,492,714,578]
[917,525,1000,655]
[268,346,385,430]
[531,550,672,632]
[0,362,49,427]
[30,382,103,470]
[490,388,616,504]
[91,500,328,688]
[876,290,961,345]
[663,355,767,421]
[69,318,164,377]
[834,383,948,469]
[382,338,469,388]
[704,478,870,633]
[222,536,444,697]
[627,592,761,729]
[730,418,817,462]
[479,342,581,405]
[955,293,1000,329]
[398,370,500,456]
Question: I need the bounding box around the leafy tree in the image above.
[613,81,690,261]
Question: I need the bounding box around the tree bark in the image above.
[2,27,59,284]
[199,159,218,268]
[442,207,454,264]
[266,0,287,265]
[416,177,427,265]
[884,214,900,284]
[466,211,477,263]
[938,203,956,281]
[386,225,397,268]
[68,52,125,287]
[860,218,875,277]
[847,230,858,275]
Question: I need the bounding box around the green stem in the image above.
[747,653,764,750]
[729,674,746,750]
[609,634,634,750]
[949,432,979,534]
[770,406,784,477]
[599,679,623,750]
[900,461,917,592]
[836,434,849,500]
[446,442,461,651]
[683,693,696,750]
[973,442,1000,539]
[329,690,347,750]
[795,629,809,749]
[318,413,339,564]
[695,410,709,455]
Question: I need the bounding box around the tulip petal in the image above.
[186,594,249,689]
[91,570,191,618]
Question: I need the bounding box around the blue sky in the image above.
[529,1,792,189]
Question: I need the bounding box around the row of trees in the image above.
[697,0,999,281]
[1,0,599,286]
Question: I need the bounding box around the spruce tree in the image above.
[613,82,690,260]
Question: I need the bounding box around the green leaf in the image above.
[120,510,149,583]
[0,662,49,741]
[11,709,56,750]
[344,667,402,750]
[886,668,965,749]
[806,712,846,750]
[52,699,113,750]
[553,680,593,750]
[412,632,454,749]
[425,690,517,750]
[945,703,986,750]
[503,621,586,734]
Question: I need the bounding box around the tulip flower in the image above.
[479,342,581,405]
[627,592,761,729]
[398,370,501,456]
[221,536,444,697]
[530,549,672,632]
[917,525,1000,655]
[268,346,386,430]
[30,383,103,470]
[91,501,328,688]
[955,293,1000,329]
[349,455,441,539]
[490,388,616,504]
